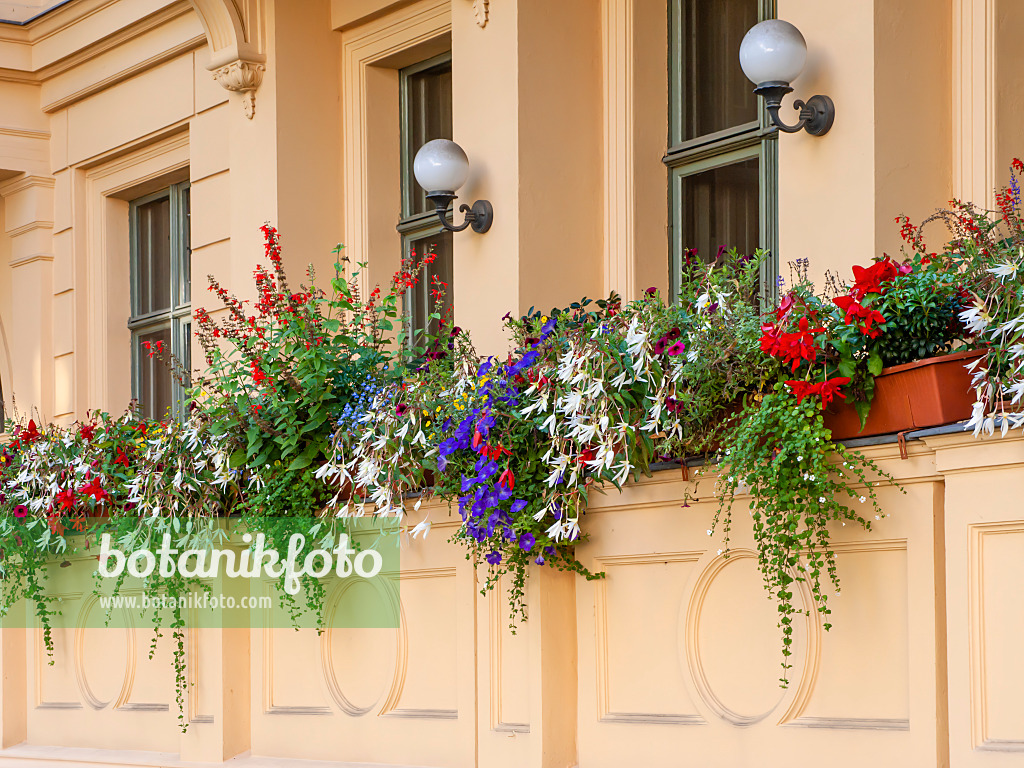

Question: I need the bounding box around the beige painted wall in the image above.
[0,1,1019,767]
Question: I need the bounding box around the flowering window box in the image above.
[824,349,983,440]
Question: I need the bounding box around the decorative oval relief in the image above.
[320,576,403,716]
[682,549,819,726]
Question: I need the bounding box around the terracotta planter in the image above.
[824,349,983,440]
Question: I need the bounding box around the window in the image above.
[129,182,191,421]
[666,0,778,303]
[397,53,454,342]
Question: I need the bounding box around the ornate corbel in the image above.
[211,59,265,119]
[472,0,488,28]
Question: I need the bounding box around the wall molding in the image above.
[601,0,635,302]
[341,0,451,300]
[594,551,705,727]
[968,520,1024,750]
[953,0,995,207]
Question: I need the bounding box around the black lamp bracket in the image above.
[426,192,494,234]
[753,82,835,136]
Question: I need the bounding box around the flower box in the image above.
[824,349,983,440]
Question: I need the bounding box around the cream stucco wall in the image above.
[0,1,1020,767]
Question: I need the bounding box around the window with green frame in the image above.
[665,0,778,303]
[397,52,454,342]
[129,182,191,421]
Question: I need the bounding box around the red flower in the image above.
[13,504,27,519]
[666,341,686,356]
[20,420,40,443]
[114,449,131,468]
[251,361,269,386]
[79,476,108,504]
[833,295,886,338]
[772,317,824,372]
[851,257,899,299]
[54,488,77,511]
[775,291,797,322]
[818,377,851,408]
[786,380,819,405]
[786,377,851,408]
[79,424,96,442]
[498,469,516,490]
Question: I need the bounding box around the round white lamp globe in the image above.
[739,19,807,86]
[413,139,471,193]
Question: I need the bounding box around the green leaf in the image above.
[867,353,883,377]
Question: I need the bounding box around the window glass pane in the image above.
[404,60,453,216]
[136,326,173,421]
[408,230,454,339]
[676,157,759,268]
[136,197,171,316]
[677,0,758,142]
[178,186,191,307]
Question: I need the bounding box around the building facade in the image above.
[0,0,1021,766]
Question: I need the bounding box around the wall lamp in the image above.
[413,139,493,234]
[739,19,835,136]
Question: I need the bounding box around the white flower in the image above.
[987,250,1022,280]
[410,517,431,540]
[706,529,712,536]
[624,316,647,357]
[960,303,991,335]
[859,496,866,503]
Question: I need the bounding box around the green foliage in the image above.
[714,385,899,682]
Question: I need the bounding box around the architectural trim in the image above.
[189,0,267,118]
[211,58,265,119]
[953,0,995,208]
[340,0,451,298]
[471,0,488,28]
[602,0,635,302]
[41,34,206,113]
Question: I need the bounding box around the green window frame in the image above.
[665,0,779,305]
[128,182,191,421]
[397,52,454,344]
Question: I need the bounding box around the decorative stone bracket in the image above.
[472,0,489,28]
[211,59,265,119]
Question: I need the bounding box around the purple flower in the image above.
[510,499,528,516]
[395,403,408,417]
[518,533,536,552]
[535,555,545,565]
[13,505,27,519]
[654,339,667,355]
[667,341,686,356]
[644,287,657,296]
[485,550,502,566]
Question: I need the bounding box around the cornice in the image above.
[41,32,205,112]
[0,0,197,84]
[5,220,55,238]
[0,173,56,196]
[0,126,50,139]
[9,252,55,268]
